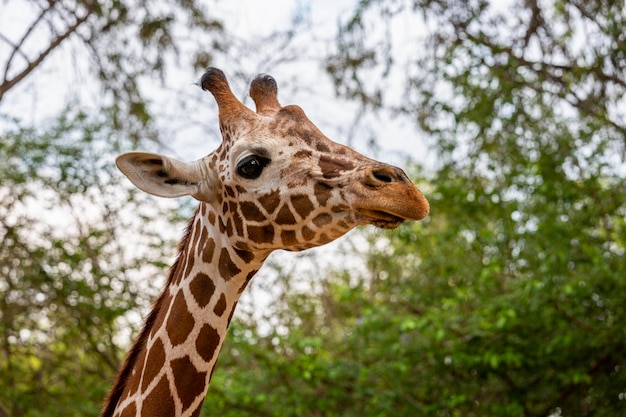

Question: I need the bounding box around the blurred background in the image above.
[1,0,625,416]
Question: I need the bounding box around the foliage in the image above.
[0,110,181,417]
[203,1,626,416]
[2,1,626,416]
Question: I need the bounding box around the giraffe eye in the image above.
[236,154,271,179]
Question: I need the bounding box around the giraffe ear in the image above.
[116,152,217,201]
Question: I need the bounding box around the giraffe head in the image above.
[116,68,429,253]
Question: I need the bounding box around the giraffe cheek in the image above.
[312,213,332,228]
[291,194,315,219]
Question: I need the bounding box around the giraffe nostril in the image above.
[372,170,395,183]
[363,166,409,188]
[362,167,401,189]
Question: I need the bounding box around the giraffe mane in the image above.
[100,212,197,417]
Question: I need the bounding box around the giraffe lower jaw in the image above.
[356,210,405,229]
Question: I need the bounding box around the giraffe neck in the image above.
[102,204,268,417]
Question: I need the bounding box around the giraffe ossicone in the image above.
[101,68,429,417]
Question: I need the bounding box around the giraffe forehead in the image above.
[233,121,366,167]
[228,107,334,149]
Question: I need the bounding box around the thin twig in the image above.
[2,1,56,83]
[0,9,92,101]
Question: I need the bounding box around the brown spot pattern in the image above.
[247,224,275,244]
[196,324,221,363]
[189,272,216,308]
[313,213,332,227]
[319,154,355,179]
[218,217,227,234]
[141,338,166,392]
[227,303,238,324]
[291,194,315,219]
[149,292,171,340]
[193,218,201,240]
[170,264,184,286]
[245,270,258,283]
[301,226,315,241]
[228,201,238,216]
[213,293,227,316]
[119,402,137,417]
[199,226,208,249]
[141,375,175,417]
[218,248,241,278]
[234,248,254,263]
[224,185,236,198]
[258,189,281,214]
[225,217,234,236]
[233,212,245,237]
[275,203,297,225]
[293,149,312,159]
[280,229,298,246]
[124,348,145,400]
[171,356,207,410]
[239,201,265,222]
[201,237,216,264]
[166,293,194,346]
[183,251,195,279]
[314,182,333,206]
[315,142,330,152]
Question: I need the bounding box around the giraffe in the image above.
[101,67,429,417]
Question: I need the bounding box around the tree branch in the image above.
[460,29,626,132]
[0,9,92,102]
[2,1,56,84]
[0,33,30,68]
[522,0,543,47]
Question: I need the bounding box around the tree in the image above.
[0,0,229,141]
[4,1,625,416]
[200,1,626,416]
[0,109,187,416]
[325,0,626,415]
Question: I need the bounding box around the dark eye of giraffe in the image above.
[236,154,271,179]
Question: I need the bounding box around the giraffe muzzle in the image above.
[353,165,430,227]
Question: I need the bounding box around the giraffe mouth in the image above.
[357,209,406,229]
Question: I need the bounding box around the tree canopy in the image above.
[0,0,228,141]
[207,0,626,416]
[1,0,625,416]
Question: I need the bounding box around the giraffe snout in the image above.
[354,165,430,224]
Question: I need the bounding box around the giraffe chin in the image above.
[356,210,406,229]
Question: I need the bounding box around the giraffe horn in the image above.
[250,74,281,115]
[200,67,254,125]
